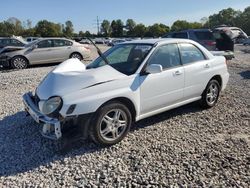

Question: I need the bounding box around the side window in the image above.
[54,40,73,47]
[173,32,188,39]
[147,44,181,69]
[65,40,73,46]
[53,39,65,47]
[179,43,206,64]
[37,40,53,48]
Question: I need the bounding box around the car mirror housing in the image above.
[31,44,38,50]
[146,64,163,74]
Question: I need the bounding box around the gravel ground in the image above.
[0,45,249,187]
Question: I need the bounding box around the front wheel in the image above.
[89,102,132,146]
[11,56,28,69]
[200,80,220,108]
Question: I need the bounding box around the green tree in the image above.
[236,6,250,35]
[63,20,74,37]
[78,31,85,37]
[146,23,170,37]
[35,20,62,37]
[111,19,124,37]
[207,8,241,27]
[85,31,92,37]
[126,19,136,36]
[6,17,23,35]
[171,20,202,31]
[133,23,147,38]
[101,20,111,37]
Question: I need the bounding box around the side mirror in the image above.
[146,64,163,74]
[31,44,38,50]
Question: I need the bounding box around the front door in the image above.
[139,43,184,115]
[28,39,55,64]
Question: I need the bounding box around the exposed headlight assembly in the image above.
[42,96,62,115]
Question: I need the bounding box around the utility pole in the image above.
[96,16,100,35]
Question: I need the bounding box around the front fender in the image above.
[60,75,140,118]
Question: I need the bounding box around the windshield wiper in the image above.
[87,38,110,65]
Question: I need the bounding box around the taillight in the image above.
[205,41,216,46]
[83,45,90,50]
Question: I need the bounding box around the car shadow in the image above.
[239,70,250,79]
[131,102,201,132]
[0,102,202,177]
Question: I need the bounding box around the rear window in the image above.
[194,31,214,40]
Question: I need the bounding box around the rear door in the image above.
[52,39,73,61]
[178,43,213,100]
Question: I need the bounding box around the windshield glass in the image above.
[24,40,39,48]
[87,43,153,75]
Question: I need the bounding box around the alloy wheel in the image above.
[99,109,128,142]
[206,83,219,105]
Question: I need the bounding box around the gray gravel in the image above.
[0,45,249,187]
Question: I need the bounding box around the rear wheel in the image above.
[11,56,28,69]
[200,79,220,108]
[89,102,132,146]
[70,53,83,60]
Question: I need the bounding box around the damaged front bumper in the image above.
[23,92,62,140]
[0,55,11,68]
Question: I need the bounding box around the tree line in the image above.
[0,7,249,38]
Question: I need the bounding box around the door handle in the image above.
[174,70,182,76]
[204,63,210,68]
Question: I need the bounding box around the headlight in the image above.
[42,96,62,115]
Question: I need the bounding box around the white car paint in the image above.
[23,38,229,139]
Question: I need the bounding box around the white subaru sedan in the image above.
[23,39,229,146]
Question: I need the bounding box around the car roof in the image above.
[123,38,193,45]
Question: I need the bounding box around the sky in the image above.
[1,0,250,33]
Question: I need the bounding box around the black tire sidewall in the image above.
[11,56,28,69]
[90,102,132,146]
[70,53,83,60]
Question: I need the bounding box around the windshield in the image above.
[87,43,153,75]
[24,40,39,48]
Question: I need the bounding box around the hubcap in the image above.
[99,109,127,141]
[206,83,219,105]
[13,58,27,69]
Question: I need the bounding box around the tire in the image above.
[70,53,83,60]
[89,102,132,146]
[200,79,221,109]
[11,56,28,69]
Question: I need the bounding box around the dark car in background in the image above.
[0,37,27,49]
[162,29,216,51]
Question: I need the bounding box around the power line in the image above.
[93,16,102,34]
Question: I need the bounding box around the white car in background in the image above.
[23,39,229,146]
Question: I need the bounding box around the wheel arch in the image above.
[11,55,30,65]
[210,75,222,89]
[70,52,83,59]
[98,97,137,122]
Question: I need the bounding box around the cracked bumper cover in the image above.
[23,92,62,140]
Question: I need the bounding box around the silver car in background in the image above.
[0,38,90,69]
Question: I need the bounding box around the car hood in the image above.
[0,46,25,54]
[36,58,126,99]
